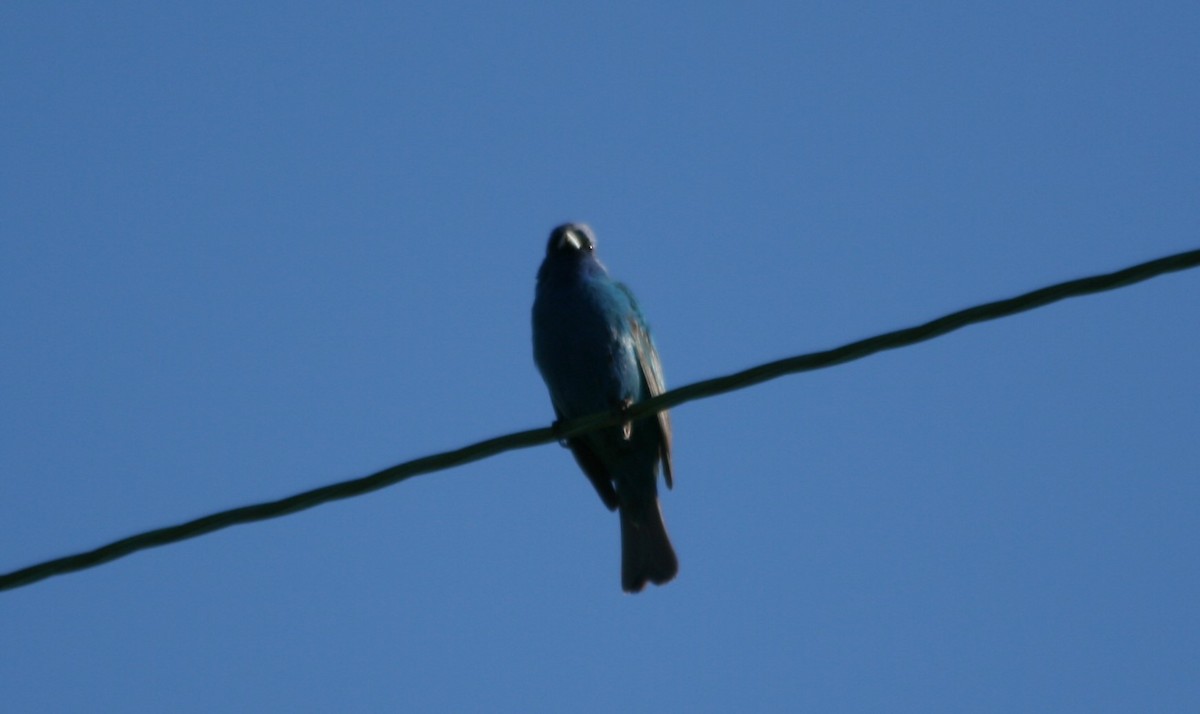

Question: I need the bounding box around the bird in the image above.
[531,222,677,593]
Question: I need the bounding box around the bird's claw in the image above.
[617,398,634,441]
[551,419,570,448]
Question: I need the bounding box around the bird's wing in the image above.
[627,311,674,489]
[555,405,620,511]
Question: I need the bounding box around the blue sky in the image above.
[2,2,1198,711]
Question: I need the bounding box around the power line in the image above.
[2,247,1198,593]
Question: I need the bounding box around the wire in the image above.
[2,247,1198,592]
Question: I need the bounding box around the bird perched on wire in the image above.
[532,223,677,593]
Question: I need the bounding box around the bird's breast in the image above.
[533,280,641,417]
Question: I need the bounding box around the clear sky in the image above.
[3,3,1198,712]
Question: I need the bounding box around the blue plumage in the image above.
[532,223,677,592]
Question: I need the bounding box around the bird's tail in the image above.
[619,497,678,593]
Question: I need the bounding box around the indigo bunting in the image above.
[532,223,677,592]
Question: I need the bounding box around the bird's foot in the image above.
[551,419,570,448]
[617,398,634,440]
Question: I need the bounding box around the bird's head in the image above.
[546,223,597,257]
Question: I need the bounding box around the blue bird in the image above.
[532,223,677,593]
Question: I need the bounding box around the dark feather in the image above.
[628,315,674,489]
[556,407,619,511]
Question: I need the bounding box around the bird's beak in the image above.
[560,228,586,251]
